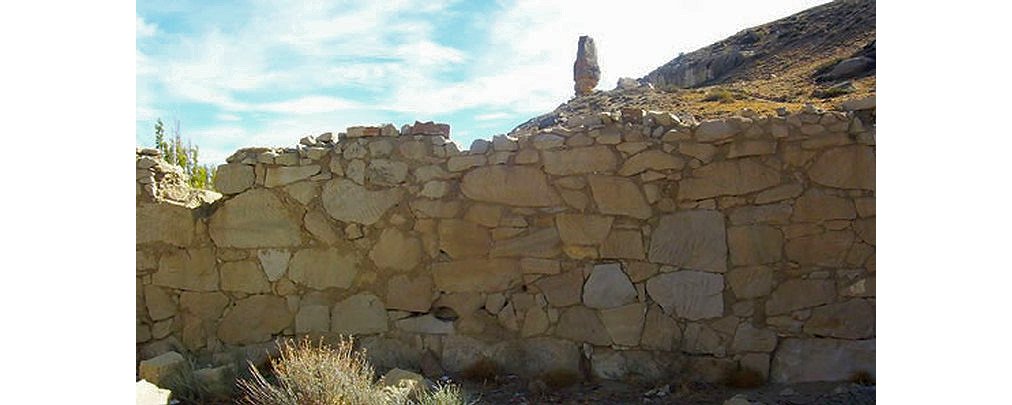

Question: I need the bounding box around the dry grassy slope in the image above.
[513,0,875,133]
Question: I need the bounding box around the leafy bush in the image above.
[238,337,468,405]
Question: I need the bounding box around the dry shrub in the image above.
[703,89,736,103]
[237,337,467,405]
[725,367,765,389]
[459,358,497,383]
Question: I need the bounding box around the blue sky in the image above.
[136,0,828,164]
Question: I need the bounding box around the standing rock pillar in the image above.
[574,35,600,96]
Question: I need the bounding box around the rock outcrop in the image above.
[574,35,600,96]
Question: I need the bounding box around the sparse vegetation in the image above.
[702,88,737,103]
[153,118,217,191]
[237,337,468,405]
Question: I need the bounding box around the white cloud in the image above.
[475,112,510,121]
[136,16,157,38]
[255,96,361,114]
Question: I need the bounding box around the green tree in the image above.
[152,118,218,191]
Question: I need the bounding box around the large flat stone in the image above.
[214,163,255,195]
[765,279,837,315]
[217,295,291,344]
[599,303,646,346]
[369,228,422,271]
[288,247,359,290]
[600,230,646,259]
[646,271,724,320]
[618,150,685,176]
[678,158,780,200]
[332,293,389,335]
[648,211,728,272]
[587,175,652,219]
[555,306,611,345]
[432,259,521,293]
[770,338,875,383]
[808,146,875,190]
[785,230,854,266]
[640,304,680,351]
[792,191,856,223]
[535,270,584,307]
[137,203,195,246]
[461,166,561,207]
[321,179,403,225]
[265,165,320,188]
[583,263,637,309]
[725,266,773,299]
[138,351,188,390]
[209,189,302,248]
[220,260,271,294]
[556,214,614,245]
[543,146,618,175]
[491,227,561,258]
[153,247,217,291]
[386,275,433,313]
[803,299,875,339]
[727,225,783,266]
[438,219,491,258]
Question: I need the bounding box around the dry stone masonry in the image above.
[136,99,875,385]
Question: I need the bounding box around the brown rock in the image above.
[209,189,302,248]
[619,150,685,176]
[409,121,451,137]
[573,36,600,96]
[461,166,561,207]
[770,338,875,383]
[555,306,610,345]
[803,299,875,339]
[785,231,854,266]
[214,163,255,195]
[220,260,271,294]
[386,275,434,313]
[727,225,783,266]
[808,145,875,190]
[641,304,680,351]
[725,266,773,299]
[766,279,836,315]
[587,175,652,219]
[731,323,777,353]
[535,270,584,307]
[137,203,195,247]
[179,292,229,320]
[491,227,561,258]
[792,191,856,222]
[369,228,422,271]
[679,158,780,200]
[646,271,724,320]
[332,293,389,335]
[321,179,403,225]
[600,229,646,259]
[154,247,217,291]
[288,248,359,290]
[543,146,618,175]
[599,303,646,346]
[438,219,491,258]
[217,295,291,344]
[432,259,521,293]
[556,214,614,245]
[648,211,727,272]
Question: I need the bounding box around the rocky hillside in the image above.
[513,0,875,134]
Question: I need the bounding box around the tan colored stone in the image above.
[559,189,590,211]
[728,203,792,225]
[727,225,783,266]
[555,306,611,345]
[303,210,340,245]
[209,189,302,248]
[432,259,521,293]
[461,166,561,207]
[491,227,561,258]
[556,214,613,245]
[521,306,550,337]
[257,249,290,282]
[679,158,780,200]
[803,299,875,339]
[785,231,854,266]
[731,323,777,353]
[792,191,856,222]
[808,145,875,190]
[648,211,727,272]
[144,285,176,321]
[214,163,255,195]
[855,197,875,217]
[438,219,491,258]
[599,303,646,346]
[617,150,684,176]
[221,260,271,294]
[386,275,433,312]
[695,119,739,142]
[625,261,659,282]
[853,218,875,245]
[369,228,422,271]
[218,295,291,344]
[296,305,330,333]
[465,204,503,227]
[447,155,486,172]
[284,181,318,205]
[641,304,679,351]
[321,179,403,225]
[678,141,718,163]
[583,263,637,309]
[766,279,836,315]
[332,293,389,335]
[137,203,195,247]
[727,140,776,158]
[265,165,320,188]
[179,292,228,320]
[535,270,584,307]
[726,266,773,299]
[409,199,461,218]
[541,146,618,175]
[753,183,803,204]
[364,159,408,185]
[587,175,652,219]
[600,230,645,260]
[136,379,172,404]
[139,351,189,389]
[646,271,724,320]
[682,322,726,355]
[518,258,558,276]
[288,247,359,290]
[154,247,217,291]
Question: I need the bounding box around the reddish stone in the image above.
[409,121,451,137]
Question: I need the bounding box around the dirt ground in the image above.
[456,377,875,405]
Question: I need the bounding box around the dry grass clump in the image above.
[702,88,737,103]
[238,337,468,405]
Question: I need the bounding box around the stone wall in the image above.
[136,100,876,385]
